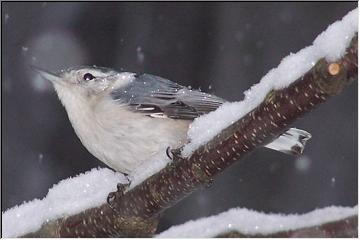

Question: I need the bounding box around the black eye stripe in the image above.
[83,73,95,81]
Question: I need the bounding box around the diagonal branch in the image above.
[22,34,357,238]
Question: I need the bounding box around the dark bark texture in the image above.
[22,35,357,238]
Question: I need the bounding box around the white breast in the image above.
[93,98,190,173]
[57,86,190,173]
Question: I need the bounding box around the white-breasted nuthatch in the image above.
[34,66,311,175]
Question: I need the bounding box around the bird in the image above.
[33,66,311,175]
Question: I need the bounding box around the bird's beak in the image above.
[31,65,62,84]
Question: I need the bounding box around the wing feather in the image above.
[111,74,225,119]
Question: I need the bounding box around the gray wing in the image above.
[111,74,225,119]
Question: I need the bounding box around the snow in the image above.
[4,13,10,24]
[294,155,311,172]
[182,8,358,156]
[136,46,145,64]
[157,205,358,238]
[331,177,336,187]
[2,8,358,238]
[21,46,29,52]
[128,151,170,189]
[2,168,127,238]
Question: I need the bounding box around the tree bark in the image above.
[22,35,357,238]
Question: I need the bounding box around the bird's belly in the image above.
[75,114,190,174]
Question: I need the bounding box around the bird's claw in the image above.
[107,182,130,214]
[166,146,184,162]
[166,146,172,160]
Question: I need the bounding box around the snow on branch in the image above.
[183,8,358,156]
[156,206,358,238]
[2,168,128,237]
[2,8,358,238]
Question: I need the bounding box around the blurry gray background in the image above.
[2,2,357,233]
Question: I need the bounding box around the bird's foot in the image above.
[107,181,130,214]
[166,146,185,162]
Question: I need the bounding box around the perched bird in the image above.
[34,66,311,175]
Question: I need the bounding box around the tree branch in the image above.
[22,35,357,238]
[217,215,357,238]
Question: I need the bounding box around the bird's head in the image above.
[32,66,135,106]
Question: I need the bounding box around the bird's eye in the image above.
[83,73,95,81]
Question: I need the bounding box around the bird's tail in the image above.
[264,128,312,156]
